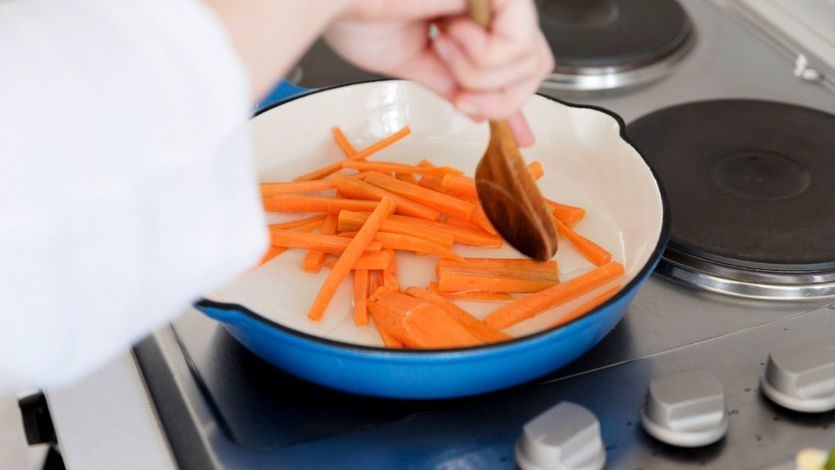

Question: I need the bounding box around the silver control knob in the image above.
[516,402,605,470]
[761,338,835,412]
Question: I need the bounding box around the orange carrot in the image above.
[374,232,463,261]
[444,217,481,229]
[353,269,370,325]
[261,219,324,265]
[332,174,440,221]
[331,126,357,157]
[302,215,338,273]
[258,246,287,266]
[323,250,392,271]
[382,249,399,291]
[268,215,328,231]
[342,211,497,247]
[551,285,621,328]
[368,270,384,298]
[350,126,411,160]
[308,198,397,320]
[263,195,378,214]
[260,180,334,198]
[403,303,482,348]
[438,258,558,277]
[470,202,498,235]
[270,229,382,253]
[396,173,418,184]
[405,287,510,342]
[365,172,475,220]
[554,218,612,266]
[437,270,557,293]
[342,161,456,176]
[293,162,343,181]
[338,211,456,247]
[376,322,404,348]
[440,291,515,302]
[440,161,544,199]
[367,302,413,347]
[546,199,585,227]
[484,262,624,329]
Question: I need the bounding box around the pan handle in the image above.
[256,79,310,113]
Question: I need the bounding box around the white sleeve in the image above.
[0,0,267,391]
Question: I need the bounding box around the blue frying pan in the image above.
[197,79,669,399]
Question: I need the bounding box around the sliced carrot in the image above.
[470,202,498,235]
[342,211,497,247]
[308,198,397,321]
[437,270,557,293]
[293,162,343,182]
[405,287,510,342]
[365,172,475,220]
[342,161,456,176]
[440,161,544,199]
[261,219,324,265]
[484,262,624,329]
[353,269,370,325]
[260,180,334,198]
[551,285,621,328]
[416,160,446,192]
[396,173,418,184]
[332,174,440,221]
[382,249,400,291]
[404,303,482,348]
[270,229,382,253]
[440,291,515,302]
[367,302,414,347]
[263,195,378,214]
[374,232,463,261]
[258,246,287,266]
[268,215,328,231]
[302,215,338,273]
[554,218,612,266]
[444,217,481,229]
[350,126,411,161]
[368,270,384,298]
[439,258,558,277]
[376,321,404,348]
[338,211,456,248]
[546,199,586,227]
[331,126,357,157]
[323,250,392,271]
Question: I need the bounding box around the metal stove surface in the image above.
[134,1,835,468]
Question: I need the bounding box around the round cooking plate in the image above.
[627,100,835,298]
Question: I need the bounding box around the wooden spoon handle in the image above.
[468,0,492,29]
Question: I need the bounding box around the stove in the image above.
[131,1,835,468]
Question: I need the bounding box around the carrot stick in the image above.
[374,232,463,261]
[546,199,586,227]
[263,195,379,214]
[323,250,392,271]
[405,287,510,342]
[353,269,370,325]
[550,285,621,328]
[404,303,482,348]
[302,215,338,273]
[270,229,382,253]
[260,180,334,198]
[341,211,497,247]
[342,161,456,176]
[470,202,498,235]
[308,197,397,320]
[365,172,475,220]
[261,219,324,265]
[368,270,384,298]
[293,162,343,182]
[331,126,357,157]
[268,215,328,231]
[258,246,287,266]
[396,173,418,184]
[438,258,558,277]
[554,218,612,266]
[444,217,481,229]
[382,249,399,291]
[440,291,515,302]
[484,262,624,329]
[440,161,544,199]
[338,211,456,248]
[367,302,414,347]
[332,174,440,221]
[350,126,411,160]
[376,322,404,348]
[437,271,557,293]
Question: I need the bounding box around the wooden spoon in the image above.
[467,0,558,261]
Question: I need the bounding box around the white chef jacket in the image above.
[0,0,267,391]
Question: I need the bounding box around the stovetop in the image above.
[134,1,835,468]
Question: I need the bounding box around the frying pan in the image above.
[197,79,669,399]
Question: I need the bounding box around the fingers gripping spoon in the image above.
[467,0,558,261]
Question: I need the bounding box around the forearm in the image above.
[204,0,354,100]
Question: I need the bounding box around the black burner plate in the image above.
[627,100,835,272]
[539,0,692,70]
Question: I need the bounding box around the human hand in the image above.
[325,0,553,146]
